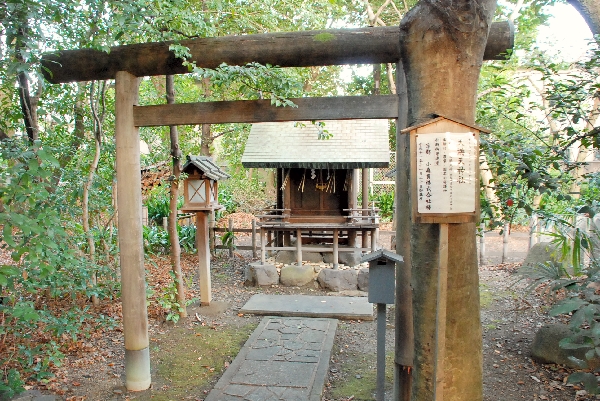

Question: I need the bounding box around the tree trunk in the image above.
[166,75,187,320]
[568,0,600,38]
[569,97,600,198]
[398,1,496,400]
[201,123,212,156]
[83,138,101,306]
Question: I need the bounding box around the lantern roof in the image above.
[182,156,229,180]
[360,249,404,264]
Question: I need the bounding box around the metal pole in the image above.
[377,303,387,401]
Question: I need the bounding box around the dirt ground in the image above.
[9,228,600,401]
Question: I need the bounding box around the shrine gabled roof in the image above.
[400,115,491,134]
[241,119,390,169]
[182,155,230,180]
[360,249,404,264]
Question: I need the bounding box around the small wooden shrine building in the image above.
[242,119,390,266]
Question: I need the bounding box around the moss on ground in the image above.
[329,350,394,400]
[480,282,495,308]
[145,322,257,401]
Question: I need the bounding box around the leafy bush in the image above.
[143,225,170,254]
[145,185,183,226]
[156,272,196,323]
[373,191,394,221]
[177,224,196,253]
[0,140,119,390]
[517,207,600,394]
[144,224,197,254]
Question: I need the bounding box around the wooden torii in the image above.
[42,23,513,392]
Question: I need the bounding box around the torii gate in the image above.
[42,22,513,395]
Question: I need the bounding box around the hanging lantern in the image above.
[181,156,229,212]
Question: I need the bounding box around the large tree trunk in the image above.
[568,0,600,38]
[397,1,496,400]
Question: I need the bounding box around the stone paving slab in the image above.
[240,294,374,321]
[206,316,337,401]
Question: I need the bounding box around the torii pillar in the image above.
[115,71,151,391]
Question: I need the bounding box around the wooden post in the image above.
[502,222,509,263]
[260,227,266,265]
[394,60,413,401]
[362,168,369,251]
[296,229,303,267]
[228,217,234,257]
[433,223,449,401]
[479,222,486,265]
[196,211,211,306]
[267,230,272,257]
[251,219,257,259]
[333,229,339,270]
[348,169,359,247]
[115,71,151,391]
[371,228,377,252]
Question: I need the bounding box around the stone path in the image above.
[206,316,337,401]
[240,294,374,320]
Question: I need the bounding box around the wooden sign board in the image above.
[403,117,488,224]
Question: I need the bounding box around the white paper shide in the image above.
[416,132,477,214]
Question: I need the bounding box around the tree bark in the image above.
[166,75,187,320]
[201,123,212,156]
[398,1,496,400]
[568,0,600,38]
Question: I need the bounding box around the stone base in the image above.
[317,268,358,292]
[280,265,315,287]
[245,262,279,286]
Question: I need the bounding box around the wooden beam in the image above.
[42,22,513,84]
[133,95,398,126]
[133,95,398,127]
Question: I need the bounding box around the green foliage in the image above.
[218,186,238,215]
[144,224,198,254]
[373,190,394,221]
[221,229,236,251]
[143,226,170,255]
[145,185,183,226]
[0,369,25,399]
[156,272,195,323]
[518,206,600,393]
[177,224,197,253]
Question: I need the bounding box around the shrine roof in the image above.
[241,119,390,169]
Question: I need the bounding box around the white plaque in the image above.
[416,132,477,214]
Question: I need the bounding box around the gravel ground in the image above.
[10,229,600,401]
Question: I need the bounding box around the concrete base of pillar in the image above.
[125,347,151,391]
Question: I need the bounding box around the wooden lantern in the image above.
[181,156,229,212]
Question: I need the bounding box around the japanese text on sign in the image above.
[416,132,477,214]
